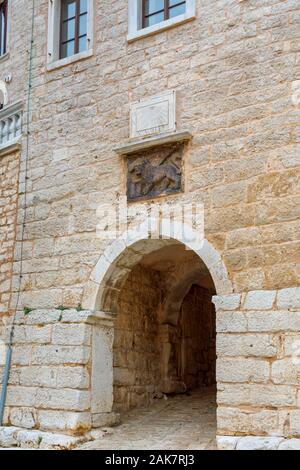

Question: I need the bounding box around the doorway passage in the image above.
[78,388,217,450]
[112,241,217,416]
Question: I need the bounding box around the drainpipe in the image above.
[0,0,35,426]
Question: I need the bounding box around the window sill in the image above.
[127,12,196,42]
[0,52,9,64]
[0,137,21,158]
[46,49,93,72]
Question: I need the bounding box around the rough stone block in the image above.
[91,412,120,428]
[290,410,300,435]
[16,429,44,449]
[272,359,300,385]
[217,407,281,436]
[216,311,247,333]
[52,323,91,346]
[39,432,81,450]
[213,294,241,311]
[13,325,52,344]
[246,311,300,332]
[283,334,300,357]
[14,309,61,325]
[278,439,300,450]
[277,288,300,309]
[236,436,283,450]
[38,410,91,434]
[243,290,276,310]
[9,408,36,429]
[31,345,90,365]
[218,383,296,407]
[0,426,21,447]
[6,386,37,407]
[56,366,90,389]
[217,358,269,383]
[217,333,279,357]
[216,435,240,450]
[35,388,90,411]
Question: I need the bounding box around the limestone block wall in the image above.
[1,309,94,435]
[214,287,300,448]
[179,285,216,388]
[0,0,29,104]
[0,150,20,316]
[1,0,297,313]
[113,264,163,412]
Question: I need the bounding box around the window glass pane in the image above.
[145,0,164,15]
[0,14,5,55]
[62,0,76,20]
[78,35,87,53]
[79,13,87,36]
[80,0,88,14]
[169,3,186,18]
[144,11,164,27]
[62,18,75,42]
[0,2,7,56]
[169,0,185,6]
[61,40,75,58]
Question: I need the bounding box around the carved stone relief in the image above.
[126,143,184,201]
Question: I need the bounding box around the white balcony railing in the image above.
[0,101,23,153]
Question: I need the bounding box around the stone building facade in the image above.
[0,0,299,450]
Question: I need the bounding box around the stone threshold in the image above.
[0,426,116,450]
[217,435,300,451]
[0,426,88,450]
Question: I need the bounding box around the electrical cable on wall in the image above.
[0,0,35,425]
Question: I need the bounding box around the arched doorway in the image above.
[82,220,233,444]
[112,242,216,412]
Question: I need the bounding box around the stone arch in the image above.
[86,219,232,417]
[82,219,233,313]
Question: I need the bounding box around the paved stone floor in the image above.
[77,388,217,450]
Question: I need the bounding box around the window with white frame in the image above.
[0,0,8,56]
[47,0,93,67]
[128,0,196,41]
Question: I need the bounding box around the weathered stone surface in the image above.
[0,427,21,447]
[16,429,44,449]
[278,439,300,450]
[217,358,269,383]
[35,388,90,411]
[0,0,300,448]
[236,436,283,451]
[31,345,90,365]
[217,407,281,436]
[213,294,241,311]
[290,411,300,435]
[216,311,247,333]
[218,384,296,407]
[39,433,81,450]
[91,412,120,428]
[9,408,36,429]
[38,410,91,434]
[216,435,239,450]
[243,290,276,310]
[52,324,91,346]
[217,334,279,357]
[277,288,300,309]
[272,359,300,385]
